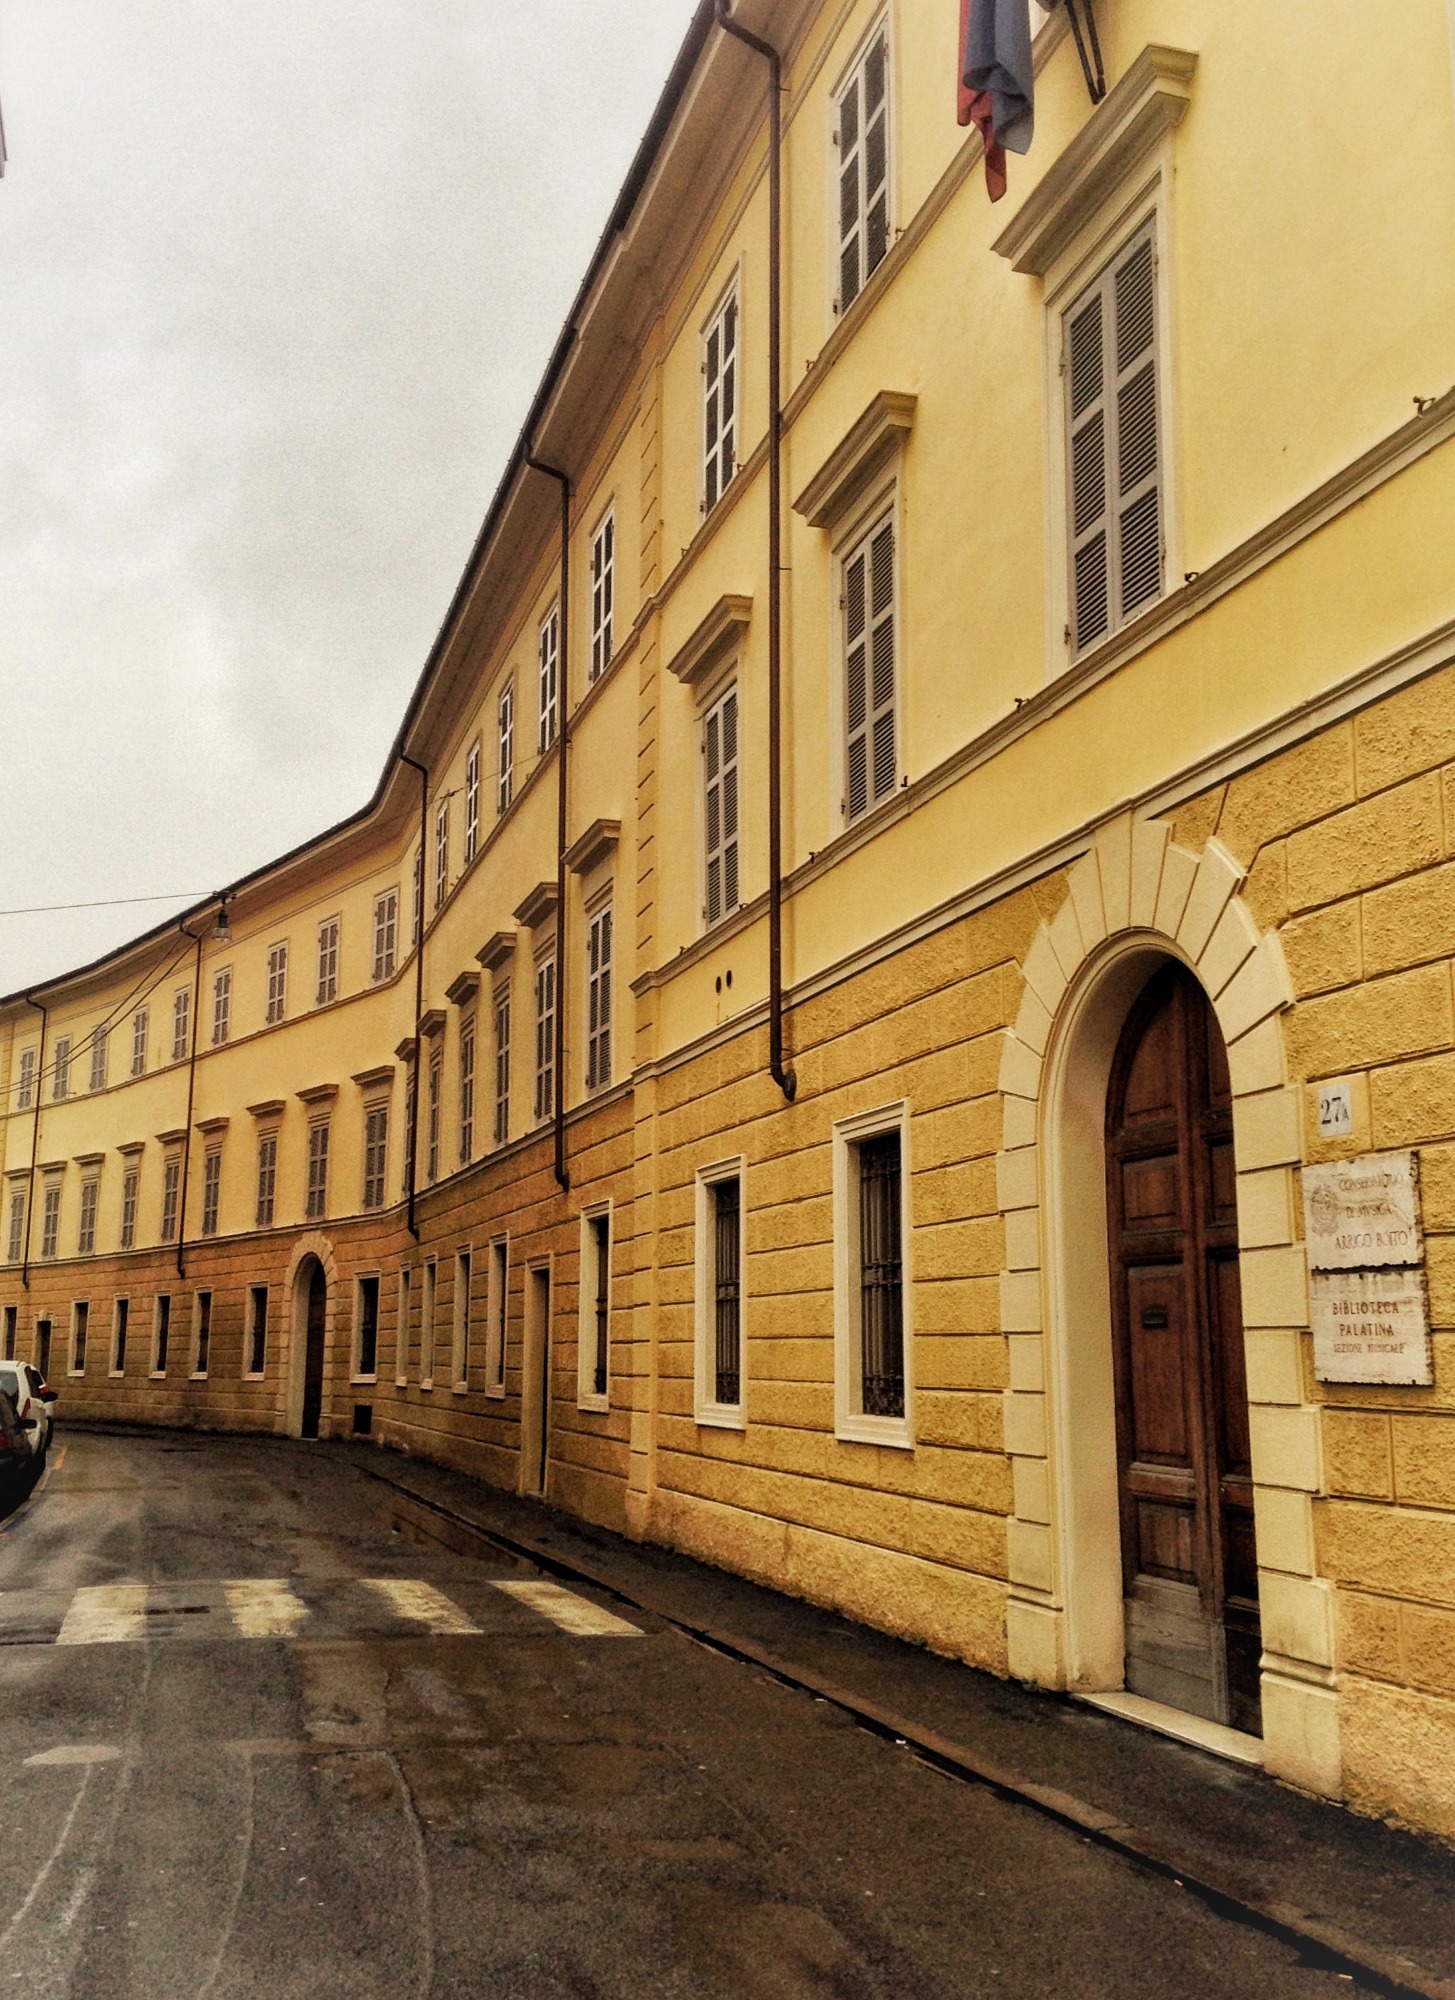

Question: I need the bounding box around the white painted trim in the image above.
[484,1233,509,1399]
[694,1154,748,1429]
[420,1257,437,1392]
[576,1199,612,1412]
[351,1269,382,1383]
[832,1099,914,1449]
[452,1244,473,1392]
[394,1266,410,1388]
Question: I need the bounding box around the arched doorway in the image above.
[1104,961,1261,1734]
[297,1258,327,1440]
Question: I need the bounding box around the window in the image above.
[6,1189,25,1264]
[160,1156,181,1244]
[316,917,340,1005]
[71,1302,89,1377]
[112,1298,129,1375]
[130,1010,147,1079]
[356,1276,380,1379]
[40,1182,61,1260]
[426,1044,442,1184]
[538,606,559,753]
[172,987,191,1061]
[833,1108,912,1446]
[362,1104,388,1211]
[247,1286,268,1376]
[306,1121,330,1220]
[88,1026,108,1092]
[77,1177,99,1256]
[211,970,231,1047]
[153,1294,171,1376]
[459,1018,475,1165]
[265,943,288,1025]
[843,512,896,822]
[412,845,424,945]
[836,25,890,313]
[712,1176,743,1411]
[53,1035,72,1101]
[256,1130,278,1228]
[703,683,740,925]
[497,680,515,814]
[453,1250,471,1389]
[403,1066,417,1197]
[36,1319,52,1379]
[703,286,738,512]
[200,1148,222,1237]
[1065,225,1163,652]
[396,1269,412,1384]
[16,1047,36,1110]
[579,1209,611,1407]
[372,889,398,983]
[464,741,481,862]
[121,1166,139,1250]
[493,989,511,1145]
[1,1304,15,1360]
[434,800,450,912]
[590,511,614,681]
[421,1260,437,1387]
[486,1237,508,1393]
[585,904,612,1092]
[533,956,556,1123]
[193,1291,212,1376]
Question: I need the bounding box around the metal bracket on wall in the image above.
[1060,0,1107,104]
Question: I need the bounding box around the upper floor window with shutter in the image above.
[497,680,515,814]
[16,1047,36,1110]
[433,800,450,912]
[464,740,481,862]
[703,287,738,513]
[88,1025,109,1092]
[538,607,559,754]
[316,917,340,1005]
[53,1036,72,1100]
[585,904,612,1093]
[836,25,890,314]
[211,970,231,1047]
[265,944,288,1026]
[703,683,740,926]
[843,513,896,823]
[130,1011,147,1079]
[372,889,398,983]
[172,986,192,1061]
[590,512,614,682]
[1064,225,1163,655]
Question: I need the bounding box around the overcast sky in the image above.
[0,0,700,993]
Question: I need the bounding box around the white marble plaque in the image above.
[1310,1268,1433,1386]
[1302,1151,1422,1270]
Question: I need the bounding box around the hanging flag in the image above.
[960,0,1036,201]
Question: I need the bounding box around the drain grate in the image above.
[145,1604,209,1617]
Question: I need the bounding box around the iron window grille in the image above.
[856,1131,905,1419]
[194,1292,212,1376]
[154,1295,171,1376]
[357,1276,380,1378]
[113,1298,129,1374]
[589,1213,610,1398]
[72,1302,89,1375]
[713,1177,742,1406]
[247,1287,268,1375]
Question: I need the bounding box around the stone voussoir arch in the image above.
[992,811,1343,1800]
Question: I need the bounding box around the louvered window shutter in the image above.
[845,516,896,823]
[1065,226,1162,653]
[703,684,740,924]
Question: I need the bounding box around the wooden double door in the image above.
[1105,963,1262,1734]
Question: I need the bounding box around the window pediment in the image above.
[793,392,916,532]
[666,597,751,688]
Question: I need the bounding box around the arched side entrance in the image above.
[283,1233,340,1439]
[995,813,1342,1799]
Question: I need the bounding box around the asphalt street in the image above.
[0,1431,1395,1999]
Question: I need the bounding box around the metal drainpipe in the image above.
[400,753,430,1239]
[715,0,796,1101]
[174,918,206,1279]
[19,993,48,1290]
[526,454,573,1192]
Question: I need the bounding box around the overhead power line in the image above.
[0,893,210,919]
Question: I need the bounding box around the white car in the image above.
[0,1363,55,1462]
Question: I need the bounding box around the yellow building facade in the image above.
[5,0,1455,1837]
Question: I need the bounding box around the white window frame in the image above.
[493,986,511,1145]
[152,1292,172,1379]
[464,738,481,862]
[395,1268,411,1386]
[702,276,740,515]
[702,679,741,927]
[452,1246,472,1393]
[694,1156,747,1429]
[832,1100,913,1449]
[434,799,450,913]
[1041,175,1179,677]
[372,888,399,983]
[353,1272,381,1383]
[533,952,556,1124]
[412,844,425,946]
[88,1025,108,1092]
[485,1234,508,1398]
[265,943,288,1026]
[191,1288,212,1380]
[421,1258,437,1390]
[69,1299,90,1378]
[211,968,232,1047]
[576,1200,612,1412]
[839,504,899,826]
[537,604,559,754]
[316,916,340,1005]
[245,1284,269,1379]
[110,1296,129,1377]
[584,900,612,1094]
[130,1011,147,1079]
[497,678,515,814]
[831,14,893,321]
[459,1015,476,1165]
[590,508,614,682]
[426,1042,442,1184]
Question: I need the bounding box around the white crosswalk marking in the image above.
[225,1579,309,1638]
[491,1578,644,1636]
[358,1578,481,1634]
[56,1584,149,1646]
